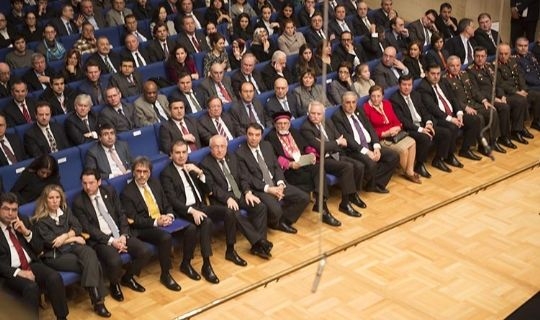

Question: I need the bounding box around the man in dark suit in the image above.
[266,112,343,226]
[265,78,305,119]
[0,13,17,49]
[108,57,144,98]
[372,46,409,88]
[176,15,210,54]
[0,192,69,320]
[444,18,477,66]
[0,62,13,98]
[473,13,501,56]
[73,168,153,302]
[79,0,108,30]
[328,5,354,38]
[121,34,151,68]
[65,93,99,146]
[198,97,236,145]
[121,14,151,45]
[362,26,389,61]
[333,31,368,69]
[23,102,71,157]
[435,2,458,40]
[296,0,318,27]
[174,0,205,31]
[230,82,271,137]
[159,142,222,282]
[98,86,140,132]
[77,60,108,105]
[88,37,122,75]
[350,1,374,37]
[147,22,177,63]
[169,72,207,114]
[0,114,27,167]
[331,92,399,193]
[417,64,482,163]
[39,74,77,116]
[200,62,236,104]
[384,17,410,53]
[407,9,438,48]
[390,75,455,175]
[2,81,36,127]
[303,13,327,49]
[231,53,267,98]
[120,157,182,291]
[201,135,272,259]
[85,123,133,179]
[510,0,539,44]
[371,0,396,30]
[159,100,202,154]
[23,53,54,92]
[260,51,294,91]
[236,123,310,234]
[50,3,79,37]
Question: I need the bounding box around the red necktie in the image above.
[218,83,232,102]
[180,120,198,151]
[20,102,32,123]
[215,119,227,138]
[1,139,17,164]
[7,227,30,271]
[433,85,452,116]
[191,36,201,52]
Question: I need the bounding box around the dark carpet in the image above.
[506,291,540,320]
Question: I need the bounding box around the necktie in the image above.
[215,118,226,138]
[103,56,114,73]
[7,227,30,270]
[135,31,146,43]
[351,115,369,148]
[191,36,201,52]
[180,120,198,151]
[423,27,430,46]
[162,42,169,59]
[117,108,125,117]
[341,21,350,32]
[119,10,124,22]
[281,99,290,112]
[363,17,370,30]
[433,85,452,115]
[182,169,201,203]
[109,147,127,174]
[20,102,32,123]
[94,84,103,104]
[83,118,91,133]
[405,96,421,125]
[466,40,473,64]
[94,195,120,238]
[0,139,17,164]
[318,124,339,160]
[255,150,274,186]
[219,159,241,198]
[45,127,58,152]
[318,30,326,39]
[142,185,160,219]
[247,74,260,94]
[127,75,134,84]
[66,22,72,35]
[246,104,256,123]
[153,103,167,122]
[187,92,201,112]
[218,82,232,102]
[58,95,66,113]
[135,52,145,67]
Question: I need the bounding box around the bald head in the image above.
[498,43,511,63]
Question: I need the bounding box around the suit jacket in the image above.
[176,31,210,54]
[120,28,152,46]
[80,10,108,30]
[64,111,99,145]
[121,177,173,230]
[328,18,354,38]
[22,67,54,92]
[87,52,122,75]
[371,8,391,29]
[407,19,432,46]
[372,61,402,88]
[76,78,108,105]
[134,94,170,126]
[169,88,208,114]
[389,90,434,132]
[435,15,458,40]
[147,38,177,63]
[350,14,373,37]
[72,185,130,247]
[384,30,410,53]
[260,63,294,90]
[473,28,500,56]
[98,103,140,132]
[108,71,144,98]
[0,26,17,49]
[333,43,368,67]
[231,69,267,98]
[0,80,13,98]
[198,112,236,145]
[424,48,450,70]
[511,0,540,22]
[0,217,42,279]
[444,35,476,65]
[85,141,133,179]
[416,78,462,122]
[230,100,271,136]
[39,87,77,116]
[23,123,71,157]
[0,133,27,166]
[361,33,388,61]
[200,153,250,204]
[158,117,202,154]
[235,140,286,192]
[120,48,152,67]
[331,107,380,154]
[402,56,425,80]
[106,8,133,26]
[300,118,344,157]
[50,17,79,37]
[2,99,37,127]
[265,92,305,119]
[199,77,237,103]
[303,27,326,49]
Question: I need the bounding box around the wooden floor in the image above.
[40,131,540,320]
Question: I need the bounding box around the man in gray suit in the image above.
[79,0,108,30]
[134,80,170,126]
[98,86,140,132]
[373,46,409,88]
[106,0,133,26]
[200,62,236,104]
[108,57,143,98]
[85,123,133,179]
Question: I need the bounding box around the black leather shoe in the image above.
[511,131,528,144]
[160,272,181,291]
[432,158,452,172]
[273,221,297,234]
[492,142,506,153]
[322,212,342,226]
[414,163,431,178]
[338,202,362,217]
[251,243,271,259]
[260,239,273,255]
[522,127,535,138]
[94,303,111,318]
[201,264,219,284]
[349,194,367,208]
[366,185,389,193]
[444,154,464,168]
[109,283,124,302]
[458,150,482,161]
[530,122,540,131]
[477,146,492,157]
[498,137,517,149]
[225,250,247,267]
[120,276,146,292]
[180,263,201,281]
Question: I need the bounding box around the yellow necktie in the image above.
[143,186,160,219]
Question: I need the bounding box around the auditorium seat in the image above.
[0,158,35,196]
[52,147,84,191]
[117,125,166,162]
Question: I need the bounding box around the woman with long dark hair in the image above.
[10,154,61,205]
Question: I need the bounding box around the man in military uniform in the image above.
[468,46,527,146]
[515,37,540,91]
[445,55,507,155]
[497,43,540,133]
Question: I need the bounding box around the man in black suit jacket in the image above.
[231,53,267,98]
[23,102,71,157]
[65,94,99,146]
[147,22,177,63]
[384,17,410,53]
[198,97,236,145]
[328,5,355,38]
[510,0,539,44]
[230,82,271,137]
[236,123,310,234]
[159,143,222,282]
[333,31,368,68]
[303,13,327,49]
[407,10,438,48]
[0,114,27,166]
[372,46,409,88]
[120,157,182,291]
[260,51,294,96]
[201,135,272,259]
[176,16,210,54]
[350,1,374,37]
[2,81,37,127]
[50,3,79,37]
[444,18,477,66]
[98,86,140,132]
[79,0,108,30]
[331,92,399,193]
[159,100,202,154]
[265,78,305,119]
[169,72,208,114]
[23,53,54,92]
[73,168,153,301]
[371,0,396,29]
[39,74,77,116]
[121,34,151,68]
[361,27,389,61]
[0,63,13,98]
[108,57,144,98]
[88,37,122,75]
[0,193,68,320]
[390,75,455,175]
[417,64,482,163]
[473,13,501,56]
[77,61,108,106]
[435,3,458,40]
[174,0,205,31]
[121,14,152,46]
